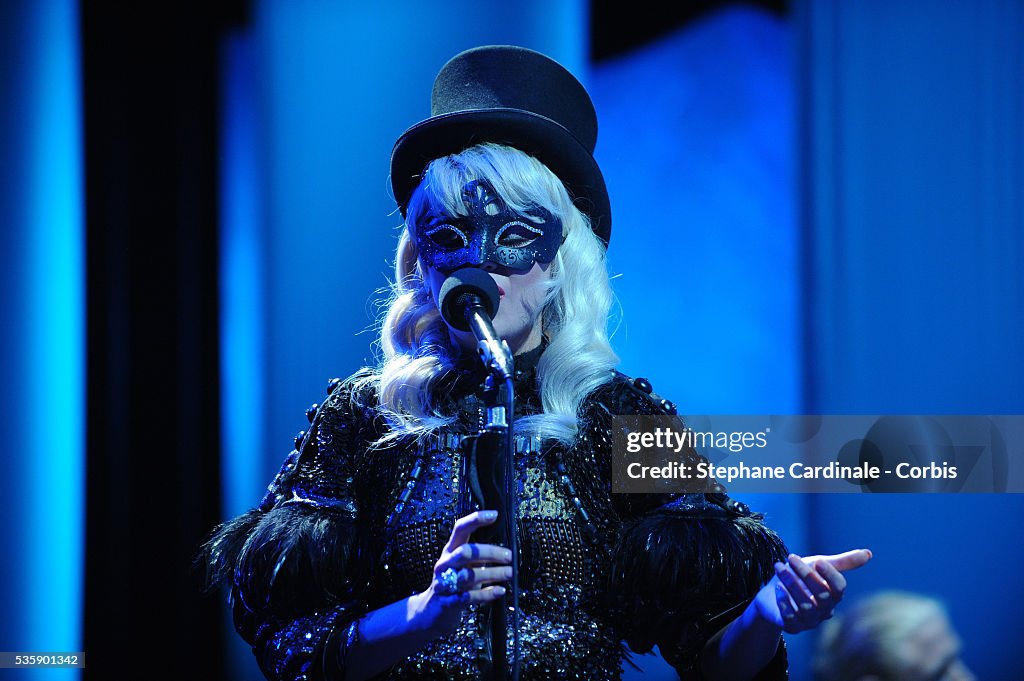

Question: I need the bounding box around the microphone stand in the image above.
[462,299,520,681]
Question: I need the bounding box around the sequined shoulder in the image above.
[580,370,683,422]
[260,370,383,511]
[580,371,762,516]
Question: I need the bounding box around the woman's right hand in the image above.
[409,510,513,637]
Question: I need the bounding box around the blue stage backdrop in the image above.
[4,0,1021,679]
[0,1,84,679]
[588,8,807,676]
[215,1,1022,679]
[797,2,1024,680]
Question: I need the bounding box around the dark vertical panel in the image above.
[590,0,787,61]
[82,3,242,677]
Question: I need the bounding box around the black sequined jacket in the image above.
[199,354,789,681]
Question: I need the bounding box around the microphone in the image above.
[439,268,514,381]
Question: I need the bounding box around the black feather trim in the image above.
[195,508,262,594]
[609,495,787,660]
[195,502,359,617]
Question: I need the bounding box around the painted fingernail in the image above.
[504,549,513,561]
[800,603,813,611]
[482,510,498,520]
[784,613,795,620]
[817,592,831,600]
[504,567,513,578]
[493,586,506,596]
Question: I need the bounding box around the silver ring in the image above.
[438,567,460,596]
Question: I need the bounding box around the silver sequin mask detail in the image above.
[415,179,562,275]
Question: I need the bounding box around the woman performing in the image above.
[198,45,871,681]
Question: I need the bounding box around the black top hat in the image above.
[390,45,612,246]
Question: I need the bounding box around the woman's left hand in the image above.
[753,549,872,634]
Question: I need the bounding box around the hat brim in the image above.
[390,108,611,246]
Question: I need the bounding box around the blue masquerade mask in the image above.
[415,179,562,275]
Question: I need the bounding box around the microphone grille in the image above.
[438,268,500,331]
